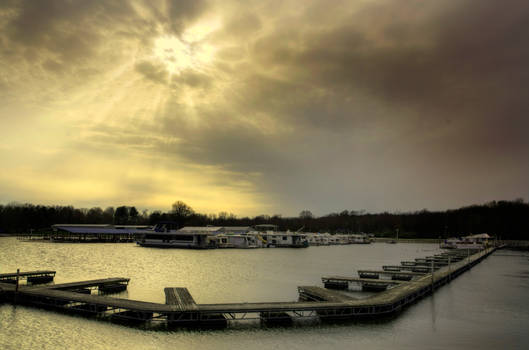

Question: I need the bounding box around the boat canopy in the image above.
[465,233,491,239]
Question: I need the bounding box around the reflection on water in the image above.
[1,237,529,350]
[429,293,437,333]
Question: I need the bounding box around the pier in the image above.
[0,270,56,285]
[321,276,409,291]
[0,247,495,329]
[358,269,426,279]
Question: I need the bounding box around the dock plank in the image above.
[298,286,354,302]
[357,270,426,276]
[0,270,56,279]
[19,288,170,312]
[164,287,198,311]
[32,278,129,291]
[322,276,409,285]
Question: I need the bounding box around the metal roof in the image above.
[222,226,252,231]
[152,231,211,236]
[465,233,491,239]
[52,224,112,228]
[53,226,151,235]
[178,226,224,232]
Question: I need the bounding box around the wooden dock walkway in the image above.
[401,261,448,267]
[357,270,426,277]
[0,247,497,329]
[0,270,56,284]
[322,275,409,291]
[164,288,198,311]
[0,270,56,279]
[382,265,433,272]
[298,286,355,302]
[34,278,129,290]
[322,276,409,285]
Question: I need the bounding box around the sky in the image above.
[0,0,528,217]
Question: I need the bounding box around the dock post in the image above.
[15,269,20,292]
[430,260,434,292]
[448,256,451,281]
[14,268,20,304]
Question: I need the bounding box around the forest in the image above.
[0,199,527,240]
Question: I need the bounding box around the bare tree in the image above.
[299,210,314,219]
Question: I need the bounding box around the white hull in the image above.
[137,241,211,249]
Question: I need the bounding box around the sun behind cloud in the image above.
[0,0,528,216]
[151,17,219,75]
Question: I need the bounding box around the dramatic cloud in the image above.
[0,0,528,216]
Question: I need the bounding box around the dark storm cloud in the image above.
[164,0,209,34]
[2,0,527,214]
[245,0,529,132]
[166,0,529,212]
[4,0,132,61]
[1,0,209,66]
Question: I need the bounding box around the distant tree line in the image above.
[0,199,528,240]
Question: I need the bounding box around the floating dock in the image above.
[0,270,56,285]
[358,269,426,280]
[0,247,495,329]
[321,276,409,291]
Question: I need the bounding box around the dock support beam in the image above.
[260,311,293,327]
[324,281,349,290]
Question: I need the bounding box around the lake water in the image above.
[1,237,528,349]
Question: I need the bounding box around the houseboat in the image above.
[305,232,332,245]
[261,232,309,248]
[136,222,216,249]
[137,231,216,249]
[350,233,372,244]
[440,233,490,250]
[216,234,260,248]
[252,225,309,248]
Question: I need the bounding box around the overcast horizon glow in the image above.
[0,0,528,217]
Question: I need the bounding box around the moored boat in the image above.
[137,231,216,249]
[136,222,216,249]
[440,233,491,250]
[216,234,260,248]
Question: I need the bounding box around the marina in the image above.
[0,0,526,348]
[1,238,528,350]
[0,247,495,329]
[19,223,374,248]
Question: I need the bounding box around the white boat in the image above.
[216,234,260,248]
[260,232,309,248]
[137,231,216,249]
[304,232,371,246]
[305,233,324,246]
[253,225,308,248]
[349,234,372,244]
[136,223,216,249]
[440,233,490,250]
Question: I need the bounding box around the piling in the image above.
[15,269,20,293]
[14,268,19,304]
[431,260,434,292]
